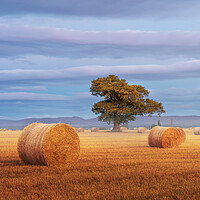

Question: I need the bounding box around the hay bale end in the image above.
[17,123,80,167]
[148,126,186,148]
[194,127,200,135]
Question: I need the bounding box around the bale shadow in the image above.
[0,159,22,166]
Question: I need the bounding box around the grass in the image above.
[0,129,200,199]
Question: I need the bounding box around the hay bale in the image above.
[194,127,200,135]
[121,127,128,131]
[138,127,148,133]
[78,128,84,132]
[73,127,78,132]
[91,127,99,132]
[17,123,80,167]
[148,126,186,148]
[176,127,186,143]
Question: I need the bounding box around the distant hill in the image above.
[0,116,200,130]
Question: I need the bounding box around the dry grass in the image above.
[0,129,200,199]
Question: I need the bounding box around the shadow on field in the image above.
[0,159,21,166]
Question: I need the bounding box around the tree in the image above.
[90,75,165,132]
[150,124,157,129]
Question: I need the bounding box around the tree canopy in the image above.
[90,75,165,131]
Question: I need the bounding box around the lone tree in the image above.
[90,75,165,132]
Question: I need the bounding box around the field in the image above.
[1,129,200,199]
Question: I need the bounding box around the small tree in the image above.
[150,124,157,129]
[90,75,165,132]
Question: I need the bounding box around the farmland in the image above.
[0,129,200,199]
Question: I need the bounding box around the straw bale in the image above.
[78,128,85,132]
[73,127,78,132]
[138,127,148,133]
[17,123,80,167]
[148,126,185,148]
[121,127,128,131]
[176,127,186,143]
[194,127,200,135]
[91,127,99,132]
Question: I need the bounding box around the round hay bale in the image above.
[73,127,78,132]
[121,127,128,131]
[176,127,186,143]
[194,127,200,135]
[17,123,80,167]
[138,127,148,133]
[148,126,185,148]
[78,128,85,132]
[91,127,99,132]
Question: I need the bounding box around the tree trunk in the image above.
[112,122,121,132]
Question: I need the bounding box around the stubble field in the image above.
[0,129,200,199]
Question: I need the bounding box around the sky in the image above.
[1,0,200,119]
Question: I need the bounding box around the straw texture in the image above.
[17,123,80,167]
[148,126,186,148]
[194,127,200,135]
[176,127,186,143]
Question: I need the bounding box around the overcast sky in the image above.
[1,0,200,119]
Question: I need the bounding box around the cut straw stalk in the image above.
[17,123,80,167]
[148,126,186,148]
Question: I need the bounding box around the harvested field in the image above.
[0,129,200,199]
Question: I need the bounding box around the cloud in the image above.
[1,25,200,46]
[0,25,200,59]
[151,88,200,97]
[0,0,199,19]
[0,92,70,100]
[6,86,47,91]
[0,60,200,82]
[150,87,200,104]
